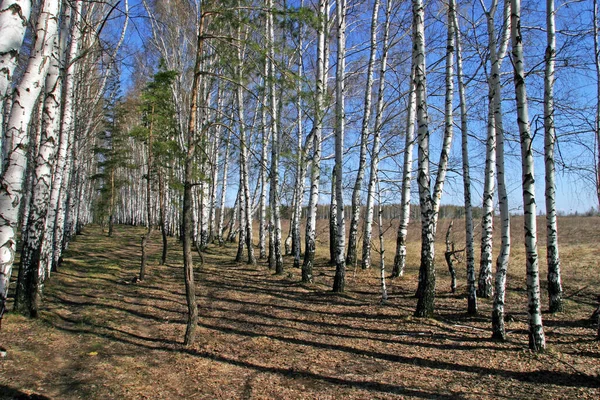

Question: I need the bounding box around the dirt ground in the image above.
[1,219,599,399]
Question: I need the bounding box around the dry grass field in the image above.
[0,216,598,399]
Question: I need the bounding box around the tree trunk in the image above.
[0,0,60,325]
[392,66,416,278]
[41,0,82,276]
[544,0,562,313]
[453,8,477,314]
[14,32,62,317]
[510,0,546,352]
[182,12,208,347]
[217,130,232,244]
[267,0,282,274]
[140,106,155,281]
[412,0,436,318]
[332,0,347,293]
[302,0,327,284]
[346,0,380,267]
[0,0,32,157]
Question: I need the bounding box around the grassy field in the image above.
[0,216,598,399]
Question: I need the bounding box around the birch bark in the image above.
[412,0,436,318]
[0,0,60,324]
[510,0,546,351]
[0,0,31,154]
[362,0,392,271]
[346,0,380,267]
[392,66,416,278]
[332,0,347,292]
[302,0,327,283]
[544,0,562,313]
[14,28,62,317]
[453,8,477,314]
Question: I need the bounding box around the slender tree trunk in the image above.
[140,106,155,281]
[182,12,207,347]
[302,0,327,283]
[544,0,562,313]
[332,0,347,293]
[453,8,477,314]
[217,130,232,244]
[378,183,387,303]
[41,0,79,273]
[158,170,168,265]
[482,0,512,340]
[0,0,60,325]
[392,66,416,278]
[510,0,546,352]
[415,0,454,298]
[347,0,380,267]
[259,40,269,260]
[413,0,436,318]
[0,0,32,155]
[362,0,392,271]
[14,31,62,317]
[267,0,282,274]
[292,42,306,269]
[329,167,337,265]
[236,33,256,266]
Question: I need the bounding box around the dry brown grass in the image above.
[0,217,598,399]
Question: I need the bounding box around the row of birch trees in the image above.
[1,0,600,348]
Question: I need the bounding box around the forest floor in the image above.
[1,219,599,399]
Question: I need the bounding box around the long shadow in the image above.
[195,321,600,389]
[42,321,459,399]
[199,310,514,352]
[0,385,51,400]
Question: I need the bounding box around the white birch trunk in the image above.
[0,0,60,323]
[431,0,456,229]
[0,0,32,156]
[347,0,380,267]
[302,0,327,283]
[544,0,562,313]
[41,0,81,276]
[292,34,305,269]
[267,0,282,273]
[332,0,347,292]
[377,182,387,303]
[362,0,392,271]
[259,72,269,259]
[510,0,546,351]
[453,9,477,314]
[14,29,62,317]
[478,0,510,299]
[392,65,416,278]
[412,0,436,318]
[217,129,232,243]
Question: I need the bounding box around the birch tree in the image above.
[453,8,477,314]
[510,0,546,352]
[332,0,347,292]
[412,0,436,318]
[544,0,562,313]
[0,0,60,325]
[182,10,209,346]
[346,0,380,267]
[362,0,392,271]
[268,0,282,274]
[0,0,32,154]
[478,0,510,299]
[14,27,62,317]
[392,66,416,278]
[302,0,327,283]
